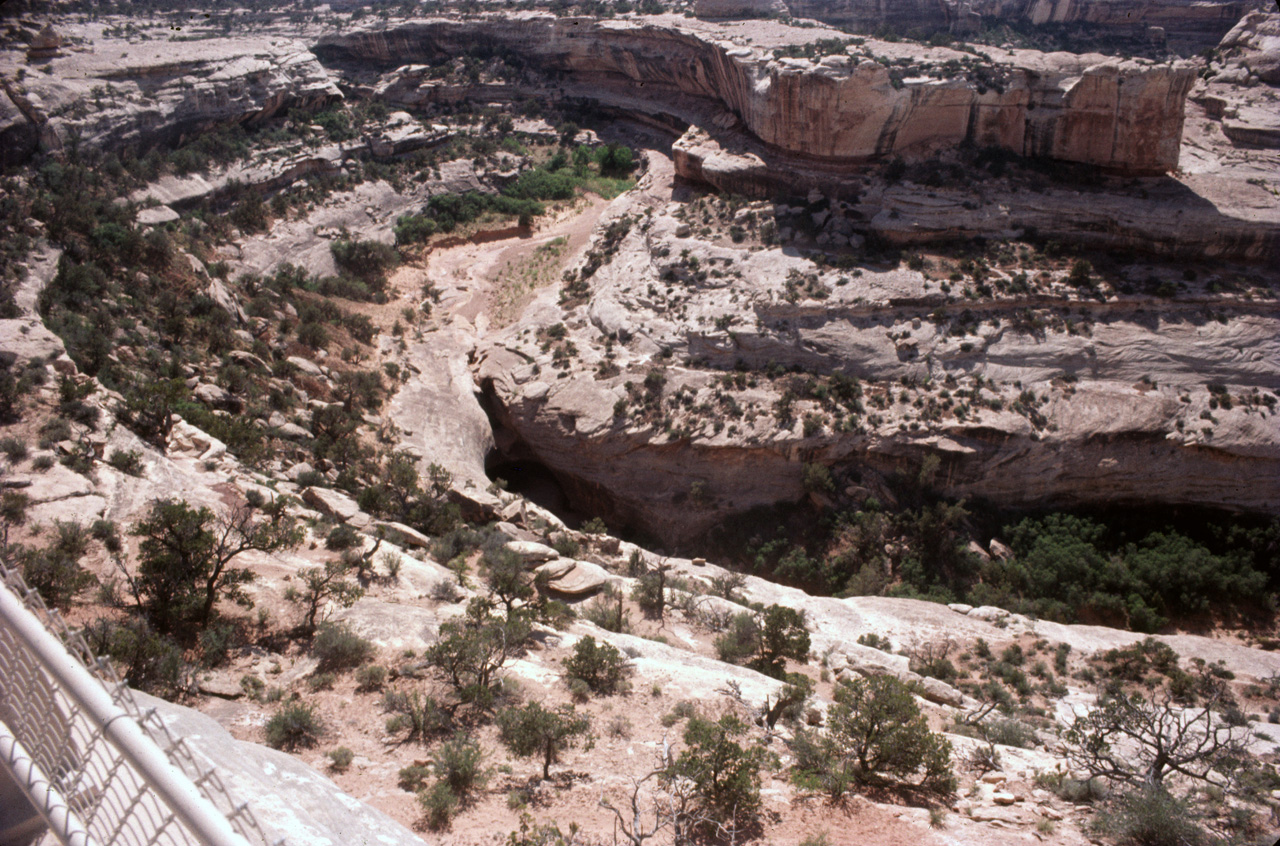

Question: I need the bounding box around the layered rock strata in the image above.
[0,28,340,165]
[474,164,1280,545]
[316,15,1195,174]
[782,0,1254,49]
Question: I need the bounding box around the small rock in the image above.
[691,557,706,566]
[982,772,1009,785]
[948,603,973,615]
[992,791,1017,806]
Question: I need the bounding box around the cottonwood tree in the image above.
[1064,689,1253,789]
[129,497,302,634]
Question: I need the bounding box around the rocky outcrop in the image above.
[0,28,341,166]
[316,16,1195,174]
[474,169,1280,545]
[673,128,1280,260]
[1191,12,1280,148]
[783,0,1251,49]
[139,691,430,846]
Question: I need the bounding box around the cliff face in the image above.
[474,169,1280,545]
[316,16,1195,174]
[783,0,1252,48]
[0,30,341,164]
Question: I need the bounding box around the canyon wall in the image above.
[781,0,1254,48]
[315,16,1196,174]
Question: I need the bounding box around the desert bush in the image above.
[664,714,767,837]
[562,635,629,695]
[383,689,448,743]
[328,746,354,771]
[325,523,361,551]
[1092,785,1206,846]
[312,622,375,672]
[265,702,322,750]
[418,780,458,830]
[107,448,144,475]
[433,732,489,800]
[355,664,387,691]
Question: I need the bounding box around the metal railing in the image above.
[0,564,277,846]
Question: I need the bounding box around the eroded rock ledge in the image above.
[315,14,1195,174]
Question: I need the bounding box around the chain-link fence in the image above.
[0,564,277,846]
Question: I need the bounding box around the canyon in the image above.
[1,3,1279,845]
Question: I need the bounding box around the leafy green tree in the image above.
[664,714,767,838]
[497,701,591,780]
[794,675,953,796]
[426,598,528,708]
[713,604,810,680]
[17,520,95,609]
[117,376,187,447]
[130,498,302,634]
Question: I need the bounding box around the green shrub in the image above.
[106,448,144,475]
[398,763,432,791]
[0,436,29,461]
[355,664,387,691]
[433,731,489,800]
[328,746,354,771]
[418,780,458,830]
[665,714,767,835]
[794,675,953,796]
[562,635,629,695]
[312,622,375,672]
[497,701,592,780]
[1092,785,1205,846]
[19,520,95,609]
[714,605,809,680]
[265,702,322,750]
[325,523,361,551]
[82,616,188,698]
[383,689,448,743]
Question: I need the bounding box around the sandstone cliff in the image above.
[0,26,340,165]
[782,0,1254,49]
[315,15,1195,174]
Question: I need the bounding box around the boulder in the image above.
[916,676,965,707]
[839,643,911,678]
[507,540,560,565]
[287,356,324,377]
[538,559,610,596]
[193,382,242,413]
[167,419,227,461]
[374,521,432,549]
[136,205,179,225]
[302,486,367,526]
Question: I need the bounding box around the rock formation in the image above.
[780,0,1253,49]
[315,15,1195,174]
[0,32,340,165]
